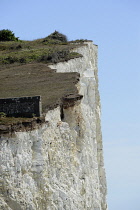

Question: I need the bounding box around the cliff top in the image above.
[0,31,88,66]
[0,31,88,130]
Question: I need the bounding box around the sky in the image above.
[1,0,140,209]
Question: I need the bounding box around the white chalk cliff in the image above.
[0,42,107,209]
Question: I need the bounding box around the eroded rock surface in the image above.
[0,42,107,210]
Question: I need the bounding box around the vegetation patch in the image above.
[0,31,83,65]
[43,31,68,43]
[0,29,19,41]
[0,30,88,127]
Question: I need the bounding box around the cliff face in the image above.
[0,42,107,209]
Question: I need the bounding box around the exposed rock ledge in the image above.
[0,94,83,135]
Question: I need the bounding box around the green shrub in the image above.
[4,55,18,64]
[43,31,68,43]
[0,112,6,118]
[0,29,19,41]
[38,50,70,63]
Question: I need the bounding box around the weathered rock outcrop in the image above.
[0,42,107,209]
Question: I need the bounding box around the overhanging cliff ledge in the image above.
[0,33,107,210]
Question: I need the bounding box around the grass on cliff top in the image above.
[0,34,87,125]
[0,37,84,65]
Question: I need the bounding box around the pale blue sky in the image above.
[1,0,140,209]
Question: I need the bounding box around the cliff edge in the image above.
[0,40,107,209]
